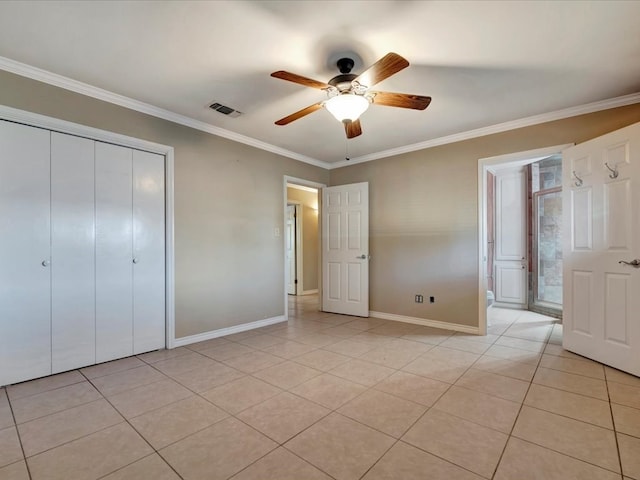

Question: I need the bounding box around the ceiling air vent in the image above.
[209,102,242,117]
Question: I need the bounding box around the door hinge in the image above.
[294,279,298,284]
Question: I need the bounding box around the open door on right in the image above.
[322,182,369,317]
[563,121,640,376]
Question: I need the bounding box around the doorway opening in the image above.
[478,144,572,334]
[283,176,325,320]
[286,203,301,295]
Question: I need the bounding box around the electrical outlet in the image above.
[415,294,423,303]
[430,296,435,303]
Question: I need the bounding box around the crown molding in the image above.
[2,55,639,172]
[0,56,330,170]
[328,92,640,169]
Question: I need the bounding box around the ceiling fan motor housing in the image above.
[329,58,358,92]
[328,73,357,92]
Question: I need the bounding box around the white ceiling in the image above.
[0,1,639,166]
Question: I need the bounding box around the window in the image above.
[531,156,562,309]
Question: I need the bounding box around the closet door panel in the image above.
[51,133,96,373]
[95,142,133,363]
[132,150,165,353]
[0,121,51,386]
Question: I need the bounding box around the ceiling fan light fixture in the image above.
[325,94,369,123]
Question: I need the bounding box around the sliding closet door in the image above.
[0,121,51,386]
[95,142,133,363]
[132,150,166,353]
[51,133,96,373]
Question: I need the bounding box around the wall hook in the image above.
[604,162,619,179]
[572,171,583,187]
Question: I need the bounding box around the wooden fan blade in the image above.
[271,71,330,90]
[275,102,323,125]
[354,52,409,88]
[371,91,432,110]
[344,119,362,139]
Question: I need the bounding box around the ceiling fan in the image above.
[271,52,431,139]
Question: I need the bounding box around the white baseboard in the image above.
[301,289,318,295]
[173,315,286,347]
[369,311,481,335]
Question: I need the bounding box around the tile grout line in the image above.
[354,318,522,480]
[215,329,454,480]
[228,403,336,479]
[488,324,625,479]
[357,318,521,480]
[211,339,393,480]
[275,308,532,478]
[487,316,544,480]
[353,383,471,479]
[4,388,34,480]
[5,375,86,402]
[78,368,187,480]
[505,436,624,476]
[516,402,614,431]
[604,368,626,478]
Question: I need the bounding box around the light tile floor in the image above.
[1,297,639,479]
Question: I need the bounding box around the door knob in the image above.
[619,259,640,268]
[356,254,370,260]
[133,258,139,264]
[41,260,50,267]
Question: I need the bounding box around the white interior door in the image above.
[563,121,640,376]
[132,150,166,354]
[286,204,297,295]
[95,142,134,363]
[0,121,51,386]
[494,166,528,306]
[51,132,96,373]
[322,182,369,317]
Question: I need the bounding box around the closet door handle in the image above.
[132,258,139,264]
[41,260,50,267]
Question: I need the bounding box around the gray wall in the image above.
[0,70,329,338]
[330,104,640,328]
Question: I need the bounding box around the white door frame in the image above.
[283,176,326,320]
[0,105,177,348]
[477,144,572,335]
